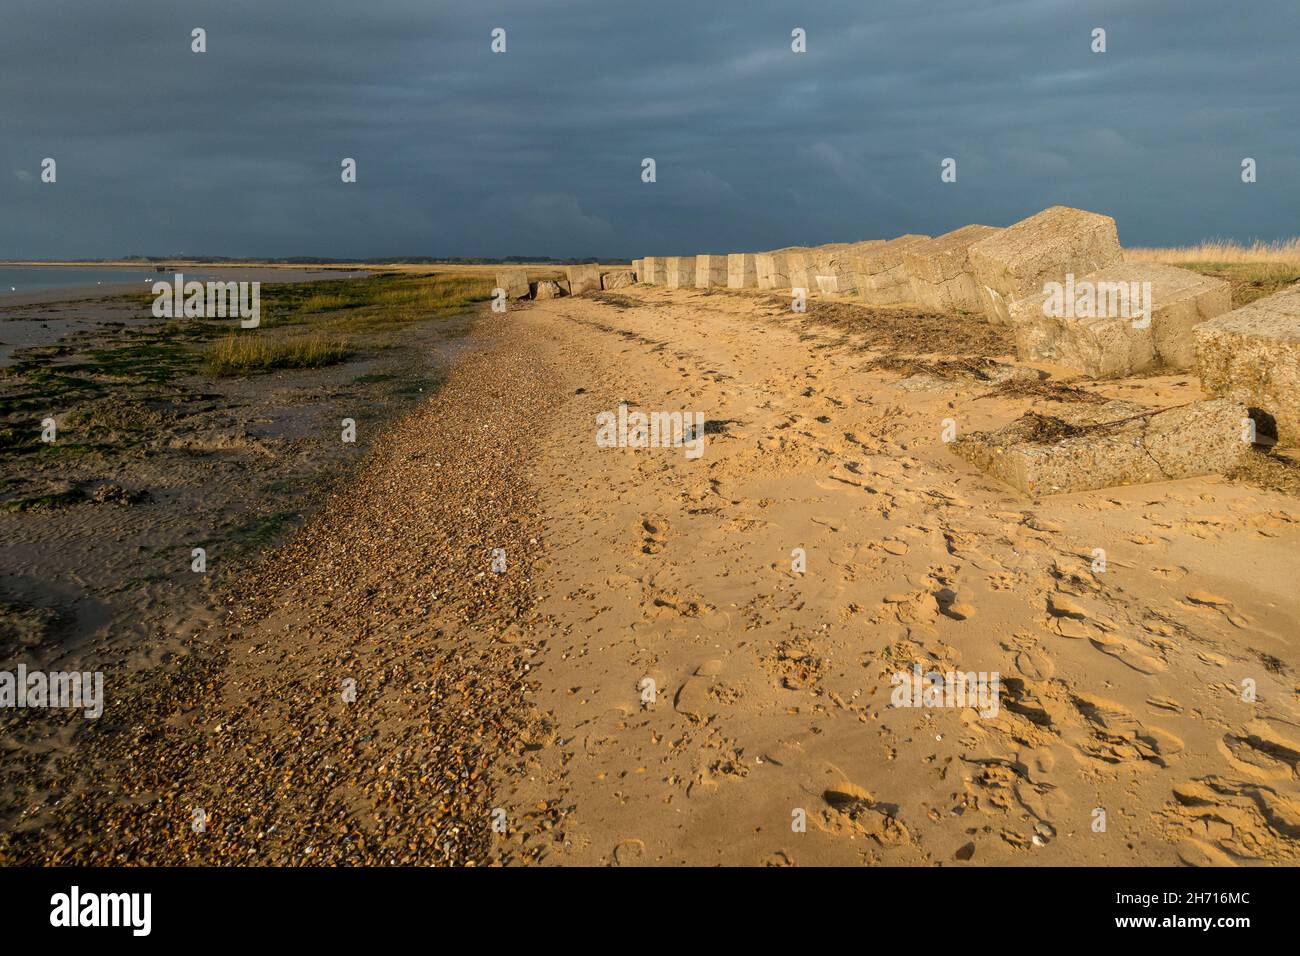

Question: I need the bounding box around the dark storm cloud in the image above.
[2,0,1298,259]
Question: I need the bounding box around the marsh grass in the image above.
[204,332,352,375]
[258,272,495,329]
[1,272,493,452]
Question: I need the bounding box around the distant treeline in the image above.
[22,255,632,266]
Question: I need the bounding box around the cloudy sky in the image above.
[3,0,1297,260]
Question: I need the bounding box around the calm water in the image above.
[0,266,164,294]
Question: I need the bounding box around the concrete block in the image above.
[694,255,728,288]
[755,247,806,290]
[1196,283,1300,443]
[1012,262,1229,377]
[642,256,667,285]
[814,240,884,294]
[665,256,696,289]
[727,253,757,289]
[950,398,1251,495]
[601,270,636,290]
[787,249,821,293]
[532,280,566,299]
[904,225,1000,312]
[495,268,530,300]
[853,234,931,306]
[566,264,604,296]
[968,205,1123,325]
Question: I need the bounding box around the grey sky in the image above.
[2,0,1297,259]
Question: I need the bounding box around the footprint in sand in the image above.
[1183,590,1251,629]
[1015,648,1055,681]
[1070,693,1184,766]
[1167,778,1300,857]
[639,516,669,554]
[935,587,976,621]
[1088,633,1167,674]
[1218,721,1300,780]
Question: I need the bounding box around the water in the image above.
[0,266,165,294]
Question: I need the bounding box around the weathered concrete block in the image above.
[968,205,1123,325]
[642,256,667,285]
[814,240,884,294]
[665,256,696,289]
[727,253,757,289]
[1196,283,1300,443]
[1015,311,1154,379]
[495,268,530,300]
[1011,263,1230,377]
[950,398,1250,495]
[853,235,931,305]
[601,270,636,290]
[904,225,1000,313]
[755,247,806,290]
[787,249,821,293]
[566,264,604,296]
[532,279,566,299]
[694,255,727,288]
[631,258,642,280]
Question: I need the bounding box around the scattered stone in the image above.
[968,205,1123,325]
[565,264,604,296]
[904,225,1000,313]
[1196,283,1300,444]
[950,398,1252,494]
[531,279,566,299]
[694,255,727,288]
[601,270,636,290]
[91,483,136,506]
[1012,262,1230,377]
[727,253,758,289]
[495,267,530,300]
[854,234,931,306]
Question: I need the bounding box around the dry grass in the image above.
[1124,242,1300,309]
[205,332,352,376]
[781,296,1015,357]
[1228,449,1300,496]
[981,377,1108,404]
[1126,238,1300,265]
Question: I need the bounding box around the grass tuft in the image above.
[204,332,352,376]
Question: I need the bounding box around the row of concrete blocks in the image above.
[494,264,637,300]
[641,206,1300,445]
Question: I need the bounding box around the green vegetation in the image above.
[0,272,492,457]
[1169,262,1300,309]
[204,331,352,375]
[4,485,87,512]
[1127,240,1300,309]
[252,272,495,329]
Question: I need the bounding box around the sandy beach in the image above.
[5,277,1298,866]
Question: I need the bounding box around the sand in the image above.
[5,282,1300,867]
[500,286,1300,866]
